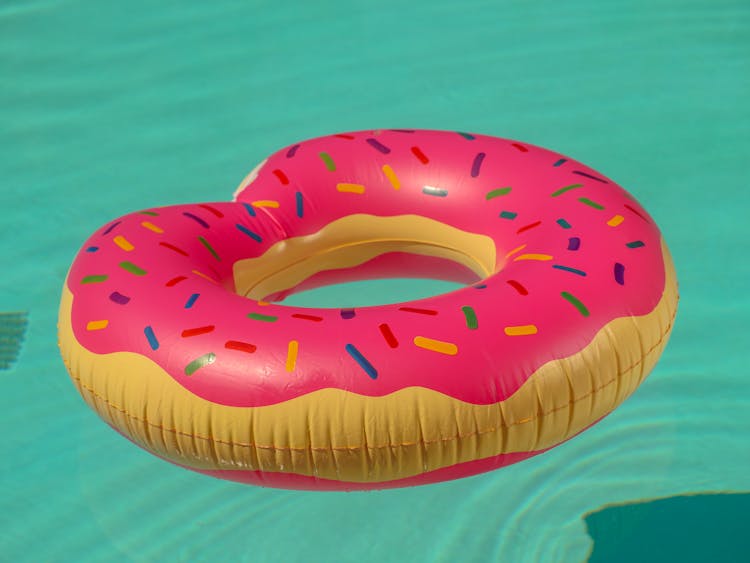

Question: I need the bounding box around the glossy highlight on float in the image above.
[58,129,679,490]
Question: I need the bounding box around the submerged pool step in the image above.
[0,312,28,370]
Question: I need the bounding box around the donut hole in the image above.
[232,214,498,306]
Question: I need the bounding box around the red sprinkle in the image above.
[399,306,438,315]
[159,242,189,257]
[517,220,542,234]
[291,313,323,322]
[334,134,355,140]
[225,340,257,353]
[181,325,216,337]
[198,204,224,218]
[272,169,290,185]
[625,203,649,222]
[506,280,529,295]
[511,143,529,152]
[379,323,399,348]
[165,275,187,287]
[411,146,429,164]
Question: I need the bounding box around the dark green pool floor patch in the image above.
[0,311,29,370]
[586,492,750,562]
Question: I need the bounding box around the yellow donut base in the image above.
[58,241,678,484]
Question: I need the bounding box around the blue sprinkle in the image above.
[553,265,587,276]
[295,191,304,218]
[500,211,517,220]
[557,218,572,229]
[144,326,159,351]
[236,223,262,242]
[345,344,377,379]
[185,293,200,309]
[242,202,256,217]
[85,246,99,252]
[553,158,567,167]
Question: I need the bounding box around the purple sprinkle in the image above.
[102,221,121,235]
[286,144,300,158]
[340,308,356,319]
[471,152,485,178]
[567,237,581,251]
[366,138,391,154]
[614,263,625,285]
[183,212,209,228]
[109,291,131,305]
[572,170,608,183]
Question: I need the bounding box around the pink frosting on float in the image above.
[66,130,667,408]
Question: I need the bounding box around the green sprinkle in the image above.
[247,313,278,322]
[499,211,517,219]
[119,261,146,275]
[578,197,605,210]
[556,218,572,229]
[561,291,590,317]
[198,236,220,261]
[138,211,159,216]
[626,240,646,248]
[486,187,512,200]
[319,152,336,171]
[81,274,108,284]
[550,183,582,197]
[185,352,215,376]
[462,306,478,330]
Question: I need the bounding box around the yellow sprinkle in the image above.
[141,221,164,233]
[86,319,109,331]
[382,165,400,190]
[252,200,280,208]
[514,253,553,261]
[413,336,458,355]
[504,325,538,336]
[113,235,134,251]
[192,269,219,284]
[257,300,270,306]
[607,214,625,227]
[336,183,366,194]
[505,244,527,258]
[286,340,299,372]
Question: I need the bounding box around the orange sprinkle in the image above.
[86,320,109,331]
[514,253,553,261]
[504,325,538,336]
[141,221,164,233]
[336,183,366,194]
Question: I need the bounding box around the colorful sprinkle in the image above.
[183,212,209,228]
[462,306,478,329]
[109,291,130,305]
[470,152,485,177]
[626,240,645,248]
[411,146,429,164]
[159,242,189,256]
[247,313,278,322]
[473,284,487,289]
[614,263,626,285]
[102,221,121,235]
[379,323,399,348]
[81,275,107,284]
[141,221,164,233]
[346,343,377,379]
[553,265,587,276]
[139,210,159,217]
[573,170,608,183]
[337,183,365,194]
[551,183,583,197]
[236,223,263,243]
[607,214,625,227]
[225,340,256,353]
[511,143,528,152]
[504,325,538,336]
[185,293,200,308]
[553,158,567,167]
[286,144,300,158]
[144,326,159,350]
[624,203,648,221]
[340,308,356,319]
[319,152,336,171]
[165,276,187,287]
[399,306,438,316]
[561,291,590,316]
[242,202,256,217]
[556,218,572,229]
[181,325,215,338]
[517,220,542,234]
[514,253,553,261]
[505,244,527,258]
[198,204,223,218]
[567,237,581,251]
[295,192,304,218]
[251,200,279,208]
[486,187,512,200]
[185,352,216,376]
[85,246,99,252]
[291,313,323,322]
[273,169,290,185]
[457,132,475,140]
[382,164,400,190]
[422,186,448,197]
[86,320,109,331]
[119,261,146,276]
[192,269,219,284]
[113,235,134,251]
[335,133,355,140]
[366,138,391,154]
[198,236,220,261]
[506,280,528,295]
[413,336,458,355]
[286,340,299,372]
[499,211,517,220]
[578,197,605,210]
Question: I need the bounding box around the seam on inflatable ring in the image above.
[68,302,677,453]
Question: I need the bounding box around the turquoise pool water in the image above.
[2,1,748,561]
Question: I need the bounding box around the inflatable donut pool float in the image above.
[58,129,678,490]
